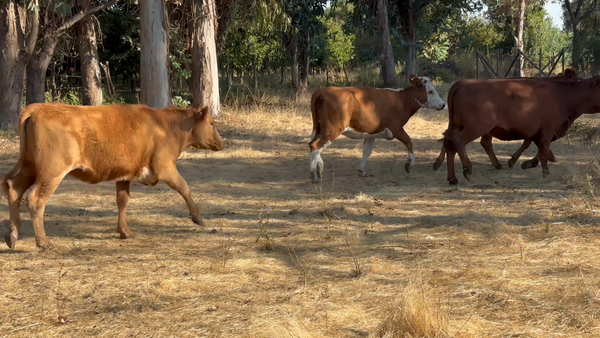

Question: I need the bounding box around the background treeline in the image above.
[0,0,598,128]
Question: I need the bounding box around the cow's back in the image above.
[22,103,166,183]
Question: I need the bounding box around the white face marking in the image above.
[343,127,394,140]
[408,153,415,166]
[420,77,445,110]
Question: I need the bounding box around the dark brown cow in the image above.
[308,75,445,183]
[443,76,600,185]
[1,103,223,249]
[433,69,581,172]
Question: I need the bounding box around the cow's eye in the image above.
[423,80,428,83]
[428,90,434,95]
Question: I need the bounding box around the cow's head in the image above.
[190,106,224,151]
[409,74,445,110]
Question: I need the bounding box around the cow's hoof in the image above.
[358,169,367,177]
[119,232,134,239]
[35,238,49,250]
[405,162,411,173]
[494,163,503,170]
[448,178,459,185]
[463,169,472,181]
[310,172,321,184]
[542,170,550,179]
[4,233,16,250]
[507,159,516,168]
[191,215,205,226]
[432,160,443,171]
[521,160,537,170]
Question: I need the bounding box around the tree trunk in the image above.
[514,0,526,77]
[291,35,299,90]
[26,33,58,105]
[190,0,220,116]
[253,61,259,94]
[100,61,116,97]
[299,32,310,91]
[374,0,398,87]
[0,1,38,128]
[280,63,284,85]
[572,30,582,71]
[50,60,57,101]
[0,3,25,127]
[404,0,417,82]
[140,0,170,108]
[78,13,102,106]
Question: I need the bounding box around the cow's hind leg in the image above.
[391,127,414,173]
[509,140,532,168]
[533,139,553,178]
[160,169,204,226]
[433,143,446,171]
[359,139,375,177]
[3,168,36,249]
[116,181,133,239]
[480,134,502,169]
[27,175,65,249]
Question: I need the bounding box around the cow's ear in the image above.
[592,76,600,88]
[411,77,423,87]
[409,74,416,82]
[191,104,210,123]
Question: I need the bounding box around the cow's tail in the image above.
[309,93,324,145]
[1,107,35,204]
[443,83,466,157]
[433,82,461,169]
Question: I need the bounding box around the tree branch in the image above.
[575,0,584,17]
[56,0,117,33]
[580,0,598,21]
[564,0,577,28]
[25,1,40,57]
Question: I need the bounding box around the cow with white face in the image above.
[308,74,445,183]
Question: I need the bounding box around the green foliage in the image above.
[319,16,355,70]
[172,95,190,108]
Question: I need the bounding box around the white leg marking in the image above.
[408,152,415,166]
[309,141,330,182]
[359,139,375,177]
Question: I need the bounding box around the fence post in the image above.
[539,49,543,76]
[496,49,500,77]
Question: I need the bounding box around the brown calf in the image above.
[443,76,600,185]
[1,103,223,249]
[308,75,445,183]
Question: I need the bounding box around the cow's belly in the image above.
[68,166,159,186]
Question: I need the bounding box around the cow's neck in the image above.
[162,107,197,154]
[398,86,423,117]
[564,80,597,120]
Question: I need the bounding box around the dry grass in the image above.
[2,88,600,337]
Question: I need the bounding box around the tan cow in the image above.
[308,75,445,183]
[1,103,223,249]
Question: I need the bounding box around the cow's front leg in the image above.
[116,181,133,239]
[392,128,414,173]
[160,169,204,226]
[359,138,375,177]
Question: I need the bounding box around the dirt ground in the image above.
[2,93,600,337]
